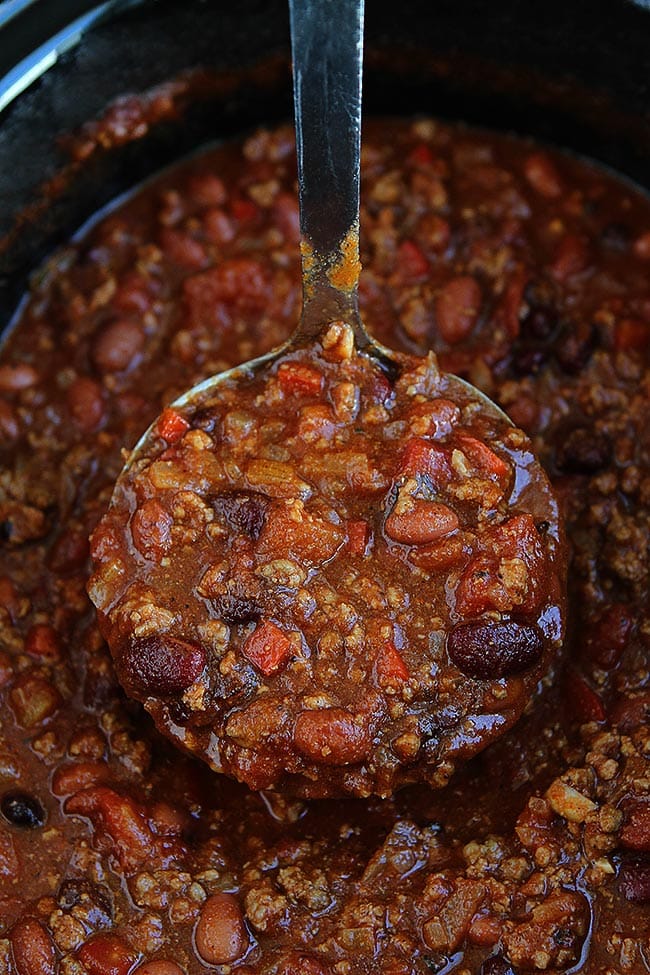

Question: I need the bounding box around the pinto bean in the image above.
[10,918,56,975]
[194,892,248,965]
[293,708,369,765]
[92,318,144,374]
[435,276,481,344]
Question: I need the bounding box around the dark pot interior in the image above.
[1,0,650,328]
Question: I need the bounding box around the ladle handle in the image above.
[289,0,365,336]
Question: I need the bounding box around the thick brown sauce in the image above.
[0,118,649,973]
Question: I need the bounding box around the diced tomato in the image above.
[155,408,190,444]
[564,668,606,723]
[456,435,510,483]
[346,519,371,555]
[277,361,324,396]
[243,621,292,676]
[231,197,259,223]
[396,239,429,281]
[408,143,435,167]
[376,641,410,684]
[399,437,453,487]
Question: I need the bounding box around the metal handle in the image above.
[289,0,365,338]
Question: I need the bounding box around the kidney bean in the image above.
[633,230,650,259]
[447,620,544,679]
[1,790,46,828]
[130,500,172,560]
[194,892,248,965]
[67,376,105,431]
[24,624,62,663]
[189,171,227,207]
[385,499,459,545]
[78,933,137,975]
[92,319,145,374]
[293,708,369,765]
[211,491,269,540]
[523,152,563,198]
[52,761,111,797]
[0,363,39,392]
[551,234,589,281]
[160,228,207,269]
[120,634,206,696]
[133,963,185,975]
[618,857,650,904]
[620,799,650,852]
[435,275,482,344]
[48,528,90,574]
[202,207,235,244]
[9,917,56,975]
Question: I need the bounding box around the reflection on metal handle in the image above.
[289,0,364,334]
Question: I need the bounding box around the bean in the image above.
[120,634,206,696]
[203,208,235,244]
[385,499,459,545]
[78,933,137,975]
[1,791,46,828]
[52,761,110,797]
[130,500,172,560]
[0,364,39,392]
[10,917,56,975]
[435,276,481,344]
[447,620,544,679]
[66,376,105,431]
[618,857,650,904]
[480,955,516,975]
[523,152,562,198]
[620,799,650,852]
[293,708,369,765]
[211,491,269,540]
[551,233,588,281]
[133,963,185,975]
[92,318,144,374]
[194,892,248,965]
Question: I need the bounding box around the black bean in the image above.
[447,620,544,679]
[480,955,516,975]
[556,426,611,474]
[212,591,261,625]
[618,857,650,904]
[600,222,631,252]
[555,322,598,374]
[511,345,548,377]
[211,491,269,540]
[522,305,559,342]
[1,790,46,828]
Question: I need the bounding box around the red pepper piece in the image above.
[346,519,371,555]
[277,361,324,396]
[456,434,510,483]
[376,641,410,684]
[243,621,292,676]
[155,408,189,444]
[399,437,453,486]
